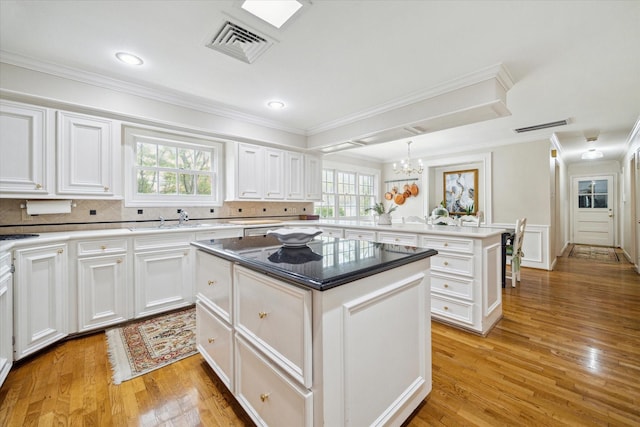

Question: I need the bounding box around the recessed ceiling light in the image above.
[241,0,303,29]
[115,52,144,66]
[267,100,285,109]
[581,148,604,160]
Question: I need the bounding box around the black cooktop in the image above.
[0,233,40,241]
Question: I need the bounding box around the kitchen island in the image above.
[192,234,437,427]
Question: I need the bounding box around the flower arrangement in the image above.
[365,202,398,215]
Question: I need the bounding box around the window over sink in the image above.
[123,126,223,207]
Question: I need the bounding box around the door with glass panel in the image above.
[572,175,614,246]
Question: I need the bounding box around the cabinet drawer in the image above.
[235,335,313,427]
[134,232,193,250]
[431,253,474,277]
[196,251,232,322]
[0,252,10,277]
[431,294,473,325]
[196,302,233,391]
[195,228,242,240]
[377,231,418,246]
[344,229,376,241]
[431,272,473,300]
[420,235,474,253]
[320,227,343,238]
[77,238,128,256]
[234,266,312,388]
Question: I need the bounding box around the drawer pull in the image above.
[207,280,216,286]
[260,393,270,402]
[208,338,215,344]
[258,311,268,319]
[443,283,449,288]
[443,261,449,266]
[101,245,107,250]
[35,183,42,189]
[57,249,64,254]
[395,238,400,242]
[104,186,110,192]
[444,306,449,310]
[117,259,122,264]
[443,242,449,247]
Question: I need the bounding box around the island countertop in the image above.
[192,235,437,291]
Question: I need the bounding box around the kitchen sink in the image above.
[129,223,237,231]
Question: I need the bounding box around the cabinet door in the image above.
[237,143,264,199]
[77,254,129,332]
[264,148,285,199]
[304,154,322,201]
[0,270,12,387]
[196,250,232,322]
[57,111,115,196]
[0,100,50,195]
[14,244,68,360]
[285,151,304,200]
[134,247,192,317]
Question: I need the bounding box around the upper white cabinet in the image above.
[0,100,52,195]
[0,100,121,199]
[227,142,322,202]
[304,154,322,201]
[57,111,118,197]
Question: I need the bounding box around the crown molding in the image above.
[0,50,306,136]
[306,63,514,136]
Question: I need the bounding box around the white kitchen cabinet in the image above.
[134,233,194,318]
[76,238,130,332]
[57,111,119,197]
[344,228,377,241]
[304,154,322,201]
[0,100,52,196]
[13,243,68,360]
[0,252,13,387]
[285,151,304,200]
[226,142,321,202]
[196,301,234,391]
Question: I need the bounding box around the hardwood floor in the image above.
[1,248,639,426]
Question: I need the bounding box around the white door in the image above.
[572,175,614,246]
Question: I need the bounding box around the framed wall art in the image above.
[443,169,478,215]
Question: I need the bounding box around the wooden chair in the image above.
[402,216,427,224]
[459,211,482,227]
[506,217,526,287]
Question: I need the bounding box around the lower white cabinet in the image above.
[196,301,234,390]
[0,252,13,386]
[13,243,68,360]
[76,238,130,332]
[134,234,194,318]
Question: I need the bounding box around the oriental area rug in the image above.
[568,244,620,263]
[106,307,197,384]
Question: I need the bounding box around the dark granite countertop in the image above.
[192,235,437,291]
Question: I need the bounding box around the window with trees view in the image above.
[124,127,222,207]
[315,168,377,219]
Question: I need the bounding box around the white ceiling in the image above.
[1,0,639,164]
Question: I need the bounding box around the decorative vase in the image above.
[378,213,392,225]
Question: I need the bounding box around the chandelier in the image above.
[393,141,423,175]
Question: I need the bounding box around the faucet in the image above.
[178,210,189,226]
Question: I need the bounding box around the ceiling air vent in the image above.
[514,119,569,133]
[206,21,273,64]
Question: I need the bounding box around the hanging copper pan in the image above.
[384,191,393,200]
[394,193,406,205]
[410,183,419,196]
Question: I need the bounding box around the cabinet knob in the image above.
[57,248,64,254]
[258,311,268,319]
[444,283,449,288]
[260,393,270,402]
[104,186,109,192]
[208,280,216,286]
[35,183,42,189]
[443,242,449,247]
[208,338,215,344]
[443,261,449,266]
[117,259,122,264]
[101,245,107,250]
[444,306,449,310]
[395,238,400,242]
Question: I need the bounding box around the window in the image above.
[578,179,608,208]
[124,126,223,207]
[315,167,377,219]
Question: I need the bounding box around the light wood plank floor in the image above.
[1,248,639,426]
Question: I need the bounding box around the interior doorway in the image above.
[571,175,615,246]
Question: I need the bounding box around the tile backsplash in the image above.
[0,199,315,234]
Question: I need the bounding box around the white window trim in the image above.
[319,160,381,220]
[123,125,224,207]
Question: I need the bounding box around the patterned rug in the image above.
[568,245,620,263]
[106,307,196,384]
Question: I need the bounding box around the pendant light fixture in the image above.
[393,141,423,175]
